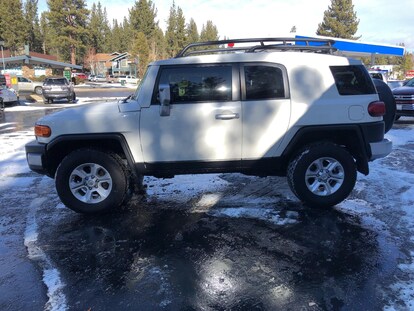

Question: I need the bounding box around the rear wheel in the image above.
[34,86,43,95]
[55,149,129,214]
[287,142,357,208]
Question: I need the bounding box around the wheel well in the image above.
[282,126,369,175]
[46,137,127,177]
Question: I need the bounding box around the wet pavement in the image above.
[16,169,406,311]
[36,189,397,311]
[1,87,413,310]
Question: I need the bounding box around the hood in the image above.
[38,101,120,123]
[37,101,140,141]
[392,86,414,95]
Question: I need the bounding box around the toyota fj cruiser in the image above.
[25,38,393,214]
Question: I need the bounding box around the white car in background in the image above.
[17,76,43,95]
[0,85,19,105]
[118,75,139,84]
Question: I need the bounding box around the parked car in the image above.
[0,85,19,105]
[42,77,75,104]
[26,38,393,214]
[88,74,95,81]
[387,80,405,90]
[392,77,414,119]
[369,70,388,83]
[72,73,88,80]
[93,74,107,82]
[118,75,139,84]
[107,75,119,83]
[17,76,43,95]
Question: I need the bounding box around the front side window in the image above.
[244,65,285,100]
[330,65,376,95]
[156,65,232,103]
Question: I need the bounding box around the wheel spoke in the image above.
[305,157,345,197]
[84,189,93,203]
[72,167,88,180]
[69,162,113,205]
[96,186,111,199]
[309,180,324,194]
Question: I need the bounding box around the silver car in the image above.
[42,77,76,104]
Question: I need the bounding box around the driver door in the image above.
[140,64,241,166]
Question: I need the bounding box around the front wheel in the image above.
[55,149,129,214]
[287,143,356,208]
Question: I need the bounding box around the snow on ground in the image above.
[2,102,414,309]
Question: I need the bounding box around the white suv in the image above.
[25,38,392,214]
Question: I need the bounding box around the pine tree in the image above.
[396,51,414,80]
[24,0,43,53]
[200,20,219,42]
[165,2,186,57]
[40,11,56,55]
[46,0,89,64]
[165,1,178,57]
[0,0,27,55]
[130,32,149,78]
[175,6,186,51]
[186,18,199,45]
[316,0,360,40]
[89,2,111,53]
[128,0,157,41]
[150,25,166,60]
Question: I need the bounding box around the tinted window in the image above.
[244,65,285,100]
[157,65,232,103]
[330,65,376,95]
[45,78,68,85]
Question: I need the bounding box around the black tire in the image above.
[55,149,129,214]
[67,96,72,103]
[287,142,357,208]
[373,79,396,133]
[72,92,76,101]
[35,86,43,95]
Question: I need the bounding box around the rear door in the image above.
[17,77,31,91]
[140,64,242,165]
[241,63,291,159]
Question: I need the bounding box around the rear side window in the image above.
[156,65,232,103]
[330,65,376,95]
[244,65,285,100]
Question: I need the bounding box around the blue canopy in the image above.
[295,35,404,57]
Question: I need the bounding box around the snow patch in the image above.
[24,197,67,311]
[208,207,299,226]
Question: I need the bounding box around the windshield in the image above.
[405,78,414,87]
[132,67,150,100]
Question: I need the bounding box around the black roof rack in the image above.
[175,37,337,58]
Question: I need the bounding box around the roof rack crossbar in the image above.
[175,37,336,57]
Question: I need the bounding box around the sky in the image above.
[38,0,414,53]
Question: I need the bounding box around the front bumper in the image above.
[25,140,48,175]
[370,139,392,160]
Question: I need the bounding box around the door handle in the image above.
[215,113,239,120]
